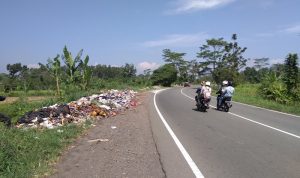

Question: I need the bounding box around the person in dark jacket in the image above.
[195,81,206,104]
[216,80,228,108]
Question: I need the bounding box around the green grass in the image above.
[233,84,300,116]
[0,89,95,177]
[0,124,86,177]
[0,90,55,97]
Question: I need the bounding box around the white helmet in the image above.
[222,80,228,85]
[205,81,211,86]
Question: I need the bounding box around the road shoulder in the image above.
[50,92,165,178]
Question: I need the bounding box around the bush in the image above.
[259,72,292,104]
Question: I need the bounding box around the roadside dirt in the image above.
[49,92,165,178]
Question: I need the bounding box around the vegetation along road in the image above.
[150,87,300,178]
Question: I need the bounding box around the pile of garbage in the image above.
[16,90,137,129]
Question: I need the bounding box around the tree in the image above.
[143,69,151,76]
[283,53,299,94]
[122,63,136,78]
[270,63,285,77]
[242,67,259,83]
[6,63,25,79]
[46,55,62,96]
[162,49,187,79]
[151,64,177,87]
[92,64,123,79]
[19,65,29,92]
[6,63,28,91]
[62,46,82,84]
[222,34,247,71]
[178,61,189,83]
[188,59,200,82]
[79,55,92,90]
[257,67,270,82]
[254,57,269,70]
[197,38,227,71]
[213,34,247,84]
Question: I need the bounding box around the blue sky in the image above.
[0,0,299,73]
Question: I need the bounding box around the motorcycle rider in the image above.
[216,80,228,108]
[198,81,212,108]
[195,81,205,104]
[217,81,235,109]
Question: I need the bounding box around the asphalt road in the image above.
[149,87,300,178]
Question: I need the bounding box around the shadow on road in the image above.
[192,108,208,113]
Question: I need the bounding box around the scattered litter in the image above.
[15,89,137,129]
[57,129,63,133]
[87,138,109,143]
[111,126,117,129]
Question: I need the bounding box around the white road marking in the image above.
[228,112,300,139]
[181,88,300,139]
[210,96,300,118]
[154,89,205,178]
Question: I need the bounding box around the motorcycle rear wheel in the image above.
[224,106,229,112]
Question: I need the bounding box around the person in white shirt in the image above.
[217,81,235,109]
[200,81,212,103]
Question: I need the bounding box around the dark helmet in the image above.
[228,81,233,86]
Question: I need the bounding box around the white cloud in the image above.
[27,64,40,69]
[137,61,161,74]
[283,24,300,34]
[142,32,209,48]
[269,58,284,65]
[167,0,235,14]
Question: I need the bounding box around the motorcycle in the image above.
[196,93,211,112]
[217,97,232,112]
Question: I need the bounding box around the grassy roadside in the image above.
[0,85,151,177]
[0,90,95,177]
[0,124,87,177]
[232,84,300,116]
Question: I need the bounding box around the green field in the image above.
[233,84,300,116]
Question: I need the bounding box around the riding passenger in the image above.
[217,81,235,109]
[223,81,235,101]
[217,80,228,108]
[200,81,212,103]
[195,81,206,103]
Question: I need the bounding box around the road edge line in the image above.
[210,96,300,118]
[154,89,205,178]
[228,112,300,139]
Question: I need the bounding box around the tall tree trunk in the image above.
[56,76,60,97]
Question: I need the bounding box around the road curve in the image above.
[150,87,300,178]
